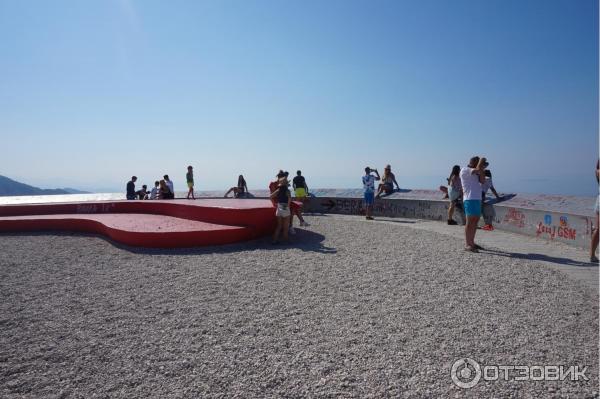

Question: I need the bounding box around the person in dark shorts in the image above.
[126,176,137,200]
[362,167,380,220]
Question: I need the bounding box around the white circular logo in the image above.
[451,358,482,389]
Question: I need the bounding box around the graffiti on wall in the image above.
[76,203,115,214]
[315,198,445,220]
[502,208,526,228]
[536,214,577,240]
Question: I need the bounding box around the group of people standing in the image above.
[269,170,310,244]
[458,156,494,253]
[443,161,501,229]
[361,157,500,252]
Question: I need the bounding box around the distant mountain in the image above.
[61,187,89,194]
[0,175,89,196]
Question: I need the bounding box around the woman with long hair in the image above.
[446,165,462,225]
[224,175,249,198]
[158,179,171,200]
[270,176,292,244]
[375,164,400,198]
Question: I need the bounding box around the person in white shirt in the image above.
[362,167,381,220]
[150,181,159,200]
[459,156,487,252]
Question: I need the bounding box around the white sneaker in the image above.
[289,226,296,235]
[300,221,310,227]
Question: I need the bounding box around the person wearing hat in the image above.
[186,166,195,200]
[269,170,309,234]
[460,156,487,252]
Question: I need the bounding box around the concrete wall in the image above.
[192,188,596,249]
[304,196,596,250]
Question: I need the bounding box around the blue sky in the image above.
[1,0,598,195]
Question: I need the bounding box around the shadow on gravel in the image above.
[482,248,597,267]
[1,229,337,255]
[120,228,337,255]
[370,218,416,224]
[304,213,417,224]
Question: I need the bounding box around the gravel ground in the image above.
[0,215,597,398]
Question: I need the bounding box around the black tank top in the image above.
[277,185,289,204]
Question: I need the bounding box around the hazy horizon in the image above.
[5,171,597,198]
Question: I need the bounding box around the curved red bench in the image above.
[0,199,278,248]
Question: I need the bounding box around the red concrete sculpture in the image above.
[0,199,277,248]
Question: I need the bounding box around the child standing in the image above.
[186,166,195,200]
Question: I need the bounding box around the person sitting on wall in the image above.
[163,175,175,199]
[481,168,502,231]
[126,176,137,200]
[158,179,171,199]
[136,184,149,200]
[225,175,249,198]
[376,164,400,198]
[150,181,159,200]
